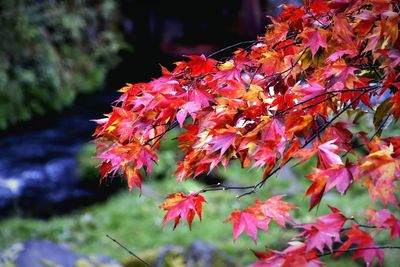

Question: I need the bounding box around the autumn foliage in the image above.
[93,0,400,266]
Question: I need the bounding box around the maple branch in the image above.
[300,93,338,112]
[305,7,329,29]
[271,31,299,50]
[303,89,371,146]
[276,85,380,116]
[262,48,308,83]
[273,40,301,51]
[198,182,256,194]
[207,40,258,58]
[145,120,180,147]
[281,48,308,81]
[316,245,400,258]
[347,217,377,230]
[370,113,392,141]
[340,225,377,232]
[106,234,154,267]
[249,64,262,86]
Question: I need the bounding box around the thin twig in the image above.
[199,183,255,194]
[282,49,308,81]
[302,90,369,149]
[370,113,392,141]
[276,85,379,116]
[316,245,400,258]
[249,64,262,86]
[145,120,179,147]
[207,40,258,58]
[106,234,154,267]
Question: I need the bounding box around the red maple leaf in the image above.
[305,163,358,209]
[302,29,328,57]
[160,192,206,229]
[225,209,270,241]
[125,166,143,191]
[208,128,237,157]
[250,241,323,267]
[366,207,400,240]
[360,147,400,206]
[296,206,347,252]
[254,195,297,227]
[294,139,343,169]
[317,139,344,168]
[225,195,296,241]
[174,54,217,76]
[338,224,384,266]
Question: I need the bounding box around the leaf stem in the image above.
[106,234,154,267]
[316,245,400,258]
[207,40,258,58]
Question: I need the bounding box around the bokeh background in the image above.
[1,1,397,267]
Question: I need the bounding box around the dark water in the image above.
[0,91,122,218]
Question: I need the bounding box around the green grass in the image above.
[1,149,399,266]
[0,179,264,265]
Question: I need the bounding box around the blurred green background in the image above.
[0,0,124,129]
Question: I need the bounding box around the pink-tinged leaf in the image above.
[252,147,276,168]
[326,49,357,62]
[176,102,202,127]
[381,11,399,45]
[360,147,400,206]
[188,88,213,107]
[332,14,354,44]
[338,224,384,266]
[125,166,142,192]
[130,93,155,111]
[176,109,187,128]
[225,209,270,241]
[366,207,400,239]
[325,163,357,194]
[296,206,347,252]
[209,132,236,157]
[303,29,328,57]
[254,195,297,227]
[300,81,325,101]
[305,163,358,210]
[216,79,246,98]
[160,192,206,229]
[261,118,285,142]
[135,146,158,175]
[250,242,323,267]
[326,122,354,151]
[317,139,344,168]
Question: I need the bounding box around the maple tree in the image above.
[93,0,400,266]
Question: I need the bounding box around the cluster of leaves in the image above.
[93,0,400,266]
[0,0,124,129]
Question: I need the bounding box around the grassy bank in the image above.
[1,163,399,266]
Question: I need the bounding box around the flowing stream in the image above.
[0,91,120,218]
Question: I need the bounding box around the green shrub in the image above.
[0,0,125,128]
